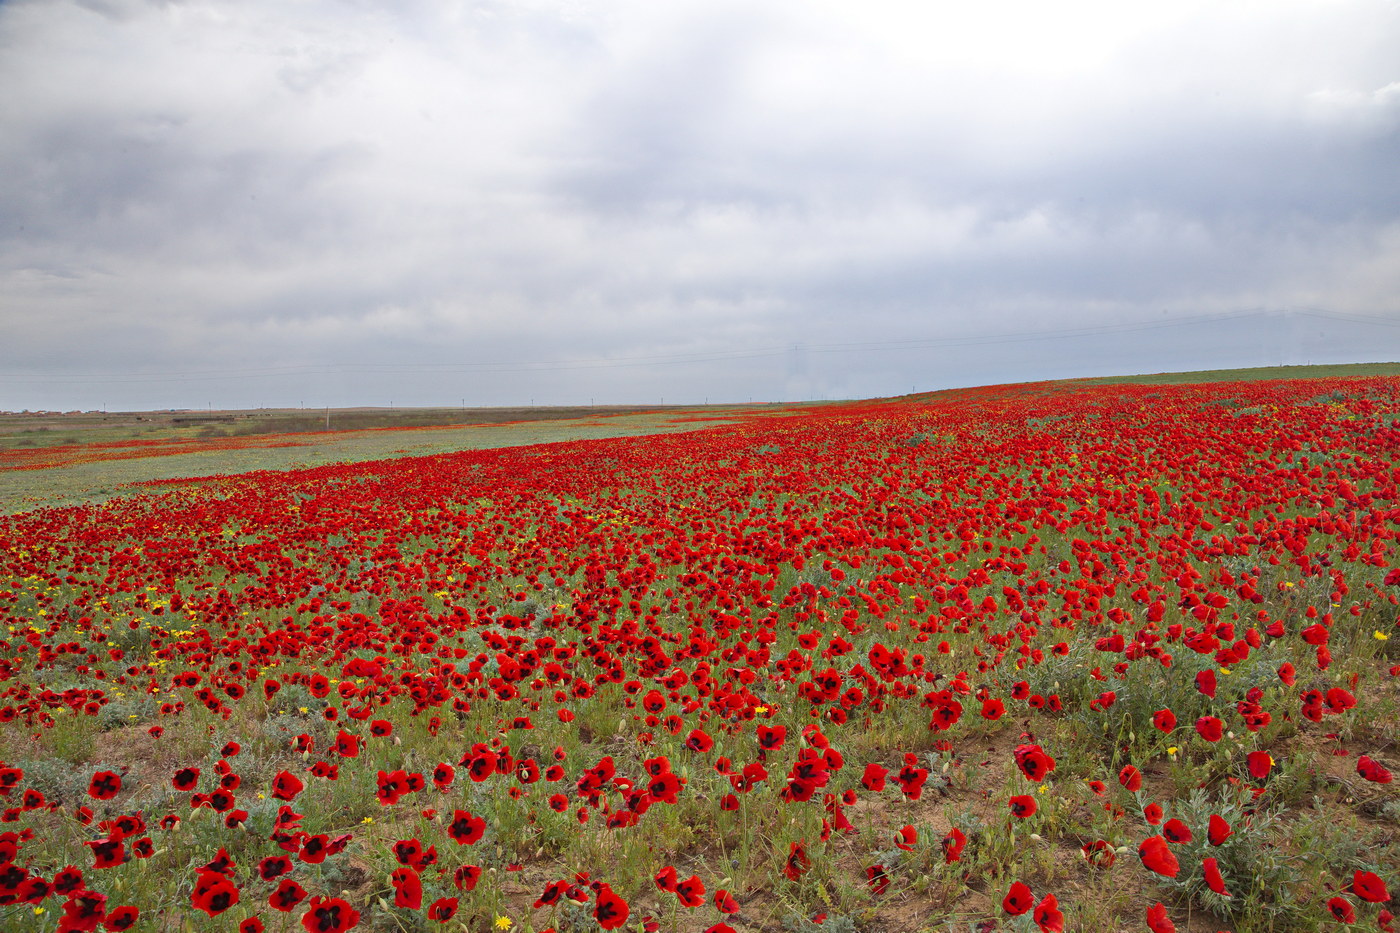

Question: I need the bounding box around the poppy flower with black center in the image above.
[894,764,928,800]
[891,824,917,850]
[1195,716,1224,742]
[298,835,330,865]
[87,837,125,870]
[1208,813,1232,846]
[1145,902,1176,933]
[259,855,293,881]
[536,879,571,908]
[675,875,705,908]
[1032,893,1064,933]
[1002,881,1034,916]
[784,841,811,880]
[391,866,422,910]
[446,809,485,845]
[191,869,240,917]
[756,725,786,750]
[866,864,890,894]
[1081,840,1115,867]
[860,762,888,792]
[1143,802,1163,825]
[60,890,107,931]
[1013,745,1055,782]
[370,720,392,738]
[1328,896,1357,923]
[1357,756,1393,784]
[1162,818,1192,843]
[88,771,121,801]
[1138,836,1179,877]
[593,884,629,931]
[1353,870,1390,903]
[1118,765,1142,792]
[654,866,678,892]
[52,866,84,895]
[272,771,305,802]
[1152,709,1177,733]
[1009,795,1037,818]
[172,768,200,791]
[270,878,308,912]
[427,896,458,921]
[104,904,140,931]
[392,839,425,867]
[684,729,714,754]
[714,889,740,914]
[453,865,481,892]
[301,895,359,933]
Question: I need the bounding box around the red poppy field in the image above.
[0,375,1397,933]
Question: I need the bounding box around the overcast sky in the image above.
[2,0,1398,411]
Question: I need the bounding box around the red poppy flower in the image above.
[104,905,140,931]
[60,891,107,932]
[1009,795,1037,818]
[453,865,481,892]
[1195,716,1224,742]
[866,864,890,894]
[191,869,240,917]
[1202,857,1230,897]
[1162,818,1192,843]
[893,824,917,850]
[1357,756,1393,784]
[446,809,485,845]
[714,889,740,914]
[391,866,422,910]
[784,841,811,880]
[88,771,121,801]
[861,762,888,792]
[1207,813,1232,846]
[654,866,678,892]
[675,875,705,908]
[270,878,308,912]
[1138,836,1179,877]
[1033,893,1064,933]
[301,896,359,933]
[1328,896,1356,923]
[1143,802,1163,825]
[1195,670,1217,698]
[427,897,458,921]
[271,771,304,802]
[1081,840,1115,867]
[86,837,125,870]
[593,884,629,931]
[1353,870,1390,903]
[1246,751,1273,781]
[1152,709,1176,733]
[942,827,967,863]
[1145,902,1175,933]
[1118,765,1142,792]
[1014,744,1055,781]
[1002,881,1034,916]
[172,767,201,791]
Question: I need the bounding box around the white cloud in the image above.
[1,0,1398,409]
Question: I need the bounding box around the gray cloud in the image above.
[1,0,1398,410]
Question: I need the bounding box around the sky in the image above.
[2,0,1398,411]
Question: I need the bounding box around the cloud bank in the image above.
[2,0,1398,409]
